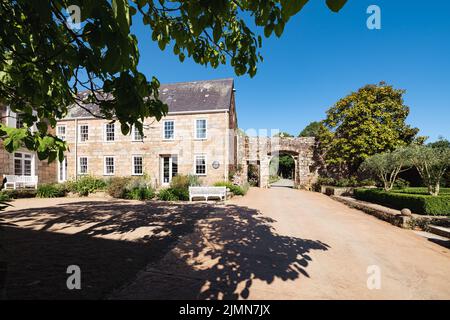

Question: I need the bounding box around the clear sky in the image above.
[131,0,450,141]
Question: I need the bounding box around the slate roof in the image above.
[65,78,234,119]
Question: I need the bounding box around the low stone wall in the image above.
[321,186,354,196]
[331,195,450,230]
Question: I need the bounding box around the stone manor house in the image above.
[1,78,316,189]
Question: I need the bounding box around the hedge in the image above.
[354,188,450,216]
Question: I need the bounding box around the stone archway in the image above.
[238,136,316,189]
[268,151,297,187]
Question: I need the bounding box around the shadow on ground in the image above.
[0,200,329,299]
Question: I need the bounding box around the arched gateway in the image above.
[237,136,316,189]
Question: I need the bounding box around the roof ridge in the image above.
[160,78,234,86]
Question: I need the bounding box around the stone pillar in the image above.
[259,157,270,188]
[294,155,300,188]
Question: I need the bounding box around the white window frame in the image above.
[104,122,115,142]
[104,156,115,176]
[131,126,144,142]
[13,152,35,176]
[162,120,175,140]
[195,119,208,140]
[132,155,144,176]
[78,124,89,142]
[78,157,88,175]
[56,125,66,141]
[194,154,207,176]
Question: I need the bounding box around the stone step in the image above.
[428,225,450,239]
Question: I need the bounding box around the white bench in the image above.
[189,186,227,202]
[3,175,38,190]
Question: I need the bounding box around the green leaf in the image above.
[112,0,130,34]
[326,0,348,12]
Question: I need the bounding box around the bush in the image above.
[107,177,132,198]
[359,179,377,187]
[107,176,155,200]
[0,189,36,199]
[0,192,10,201]
[393,178,410,189]
[127,186,155,200]
[169,187,189,201]
[66,176,107,196]
[391,188,450,195]
[214,181,247,196]
[157,188,179,201]
[354,188,450,216]
[170,174,200,189]
[37,183,66,198]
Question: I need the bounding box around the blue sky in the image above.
[131,0,450,141]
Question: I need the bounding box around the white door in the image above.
[58,157,68,182]
[160,155,178,185]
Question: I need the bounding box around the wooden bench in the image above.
[189,186,227,202]
[3,175,38,190]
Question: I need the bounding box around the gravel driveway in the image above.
[2,189,449,299]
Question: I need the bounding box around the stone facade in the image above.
[237,136,316,189]
[58,110,237,187]
[0,105,56,184]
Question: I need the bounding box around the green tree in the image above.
[360,148,412,191]
[298,121,322,137]
[408,145,450,196]
[0,0,347,162]
[270,154,295,178]
[318,82,419,176]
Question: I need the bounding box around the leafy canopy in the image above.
[318,82,419,175]
[0,0,347,162]
[298,121,323,137]
[408,145,450,196]
[360,148,412,191]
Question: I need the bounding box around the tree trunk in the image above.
[428,183,440,196]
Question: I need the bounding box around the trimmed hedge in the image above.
[354,188,450,216]
[391,188,450,195]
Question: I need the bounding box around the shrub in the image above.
[359,179,377,187]
[107,177,132,198]
[393,178,410,189]
[214,181,246,196]
[170,174,200,189]
[37,183,66,198]
[354,188,450,216]
[157,188,179,201]
[1,189,36,199]
[127,186,155,200]
[391,188,450,195]
[169,187,189,201]
[66,176,107,196]
[0,192,10,201]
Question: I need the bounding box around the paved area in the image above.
[269,178,294,188]
[2,189,450,299]
[114,188,450,299]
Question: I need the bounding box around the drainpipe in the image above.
[74,118,78,181]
